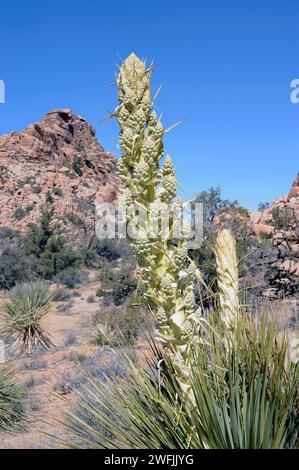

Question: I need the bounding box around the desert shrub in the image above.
[13,207,27,221]
[86,295,96,303]
[189,186,275,301]
[71,290,81,298]
[65,357,126,442]
[271,206,295,231]
[51,287,72,302]
[258,202,270,211]
[76,197,95,215]
[65,212,84,227]
[89,322,113,347]
[23,207,82,280]
[26,397,41,413]
[83,238,133,268]
[72,156,83,176]
[32,185,41,194]
[64,332,77,347]
[95,287,105,298]
[52,187,64,197]
[57,301,74,313]
[0,365,24,431]
[0,281,54,356]
[0,228,38,289]
[38,237,81,280]
[54,267,87,289]
[95,262,136,306]
[55,356,124,396]
[110,269,137,306]
[90,297,146,348]
[96,259,114,288]
[95,239,121,262]
[19,176,35,187]
[45,191,54,204]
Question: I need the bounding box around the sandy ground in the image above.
[0,282,113,449]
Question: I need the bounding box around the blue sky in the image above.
[0,0,298,210]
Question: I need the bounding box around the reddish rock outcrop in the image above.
[249,173,299,298]
[0,109,118,230]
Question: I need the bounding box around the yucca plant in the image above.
[114,53,203,399]
[190,312,299,449]
[0,365,24,431]
[60,311,299,449]
[89,322,116,348]
[0,281,54,356]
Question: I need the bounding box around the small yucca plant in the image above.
[0,365,24,431]
[0,281,54,356]
[89,322,116,348]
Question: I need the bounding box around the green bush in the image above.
[24,207,82,280]
[83,239,133,268]
[95,262,137,306]
[0,366,24,431]
[45,191,54,204]
[0,228,37,289]
[54,267,87,289]
[72,156,83,176]
[111,270,137,306]
[65,212,84,227]
[13,207,27,221]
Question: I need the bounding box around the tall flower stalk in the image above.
[215,228,239,327]
[115,53,200,396]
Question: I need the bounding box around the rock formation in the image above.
[0,109,118,231]
[250,173,299,297]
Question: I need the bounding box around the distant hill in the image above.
[0,109,118,231]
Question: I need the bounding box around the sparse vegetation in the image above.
[63,312,299,449]
[57,301,74,313]
[51,287,72,302]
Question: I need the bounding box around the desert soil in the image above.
[0,282,125,449]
